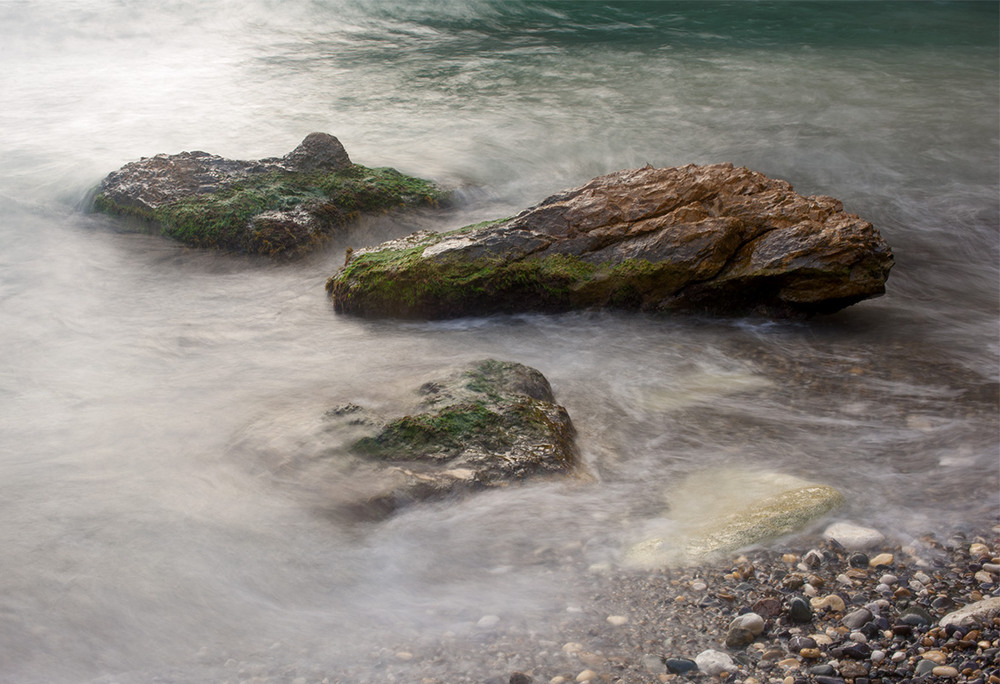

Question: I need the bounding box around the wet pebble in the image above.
[788,597,813,623]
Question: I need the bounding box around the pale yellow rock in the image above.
[970,543,990,558]
[606,615,628,626]
[810,594,846,612]
[778,658,800,670]
[562,642,585,655]
[921,651,947,664]
[576,669,598,682]
[624,469,844,567]
[869,553,894,567]
[550,678,568,684]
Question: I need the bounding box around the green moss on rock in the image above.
[94,164,445,257]
[327,230,692,318]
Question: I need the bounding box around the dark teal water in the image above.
[0,2,997,681]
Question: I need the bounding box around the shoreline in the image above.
[328,521,1000,684]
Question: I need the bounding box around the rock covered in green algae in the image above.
[322,359,579,519]
[91,132,445,258]
[327,163,893,318]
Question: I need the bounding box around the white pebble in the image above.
[606,615,628,626]
[477,615,501,629]
[691,580,708,591]
[836,573,854,586]
[891,651,907,663]
[876,583,892,595]
[576,669,597,682]
[730,612,766,636]
[850,631,868,643]
[914,571,932,584]
[871,650,886,663]
[803,583,818,597]
[880,573,898,585]
[695,649,735,676]
[823,521,885,550]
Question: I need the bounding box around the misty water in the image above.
[1,2,997,682]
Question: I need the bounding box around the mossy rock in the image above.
[327,163,893,318]
[323,359,580,519]
[91,132,447,258]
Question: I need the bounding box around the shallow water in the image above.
[0,1,997,681]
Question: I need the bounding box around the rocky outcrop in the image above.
[91,132,445,258]
[316,359,579,519]
[328,163,893,317]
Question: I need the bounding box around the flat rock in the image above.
[91,132,444,257]
[328,163,893,318]
[625,469,844,567]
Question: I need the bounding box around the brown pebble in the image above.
[893,587,912,599]
[753,598,782,617]
[800,648,822,659]
[932,665,959,677]
[921,651,947,664]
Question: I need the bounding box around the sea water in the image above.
[0,2,997,681]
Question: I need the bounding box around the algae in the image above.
[93,164,445,257]
[328,235,693,318]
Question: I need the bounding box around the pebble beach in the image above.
[302,522,1000,684]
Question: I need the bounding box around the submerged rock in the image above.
[321,359,579,519]
[91,132,445,258]
[625,469,845,567]
[328,163,893,318]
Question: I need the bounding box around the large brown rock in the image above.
[328,163,893,317]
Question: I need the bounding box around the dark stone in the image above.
[665,657,698,674]
[815,677,845,684]
[914,659,938,676]
[833,642,872,659]
[899,605,933,626]
[849,552,870,568]
[281,132,351,173]
[789,636,818,651]
[328,163,894,319]
[933,596,958,612]
[809,664,838,675]
[509,673,533,684]
[788,596,813,623]
[843,608,874,630]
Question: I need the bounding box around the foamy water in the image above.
[0,2,996,681]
